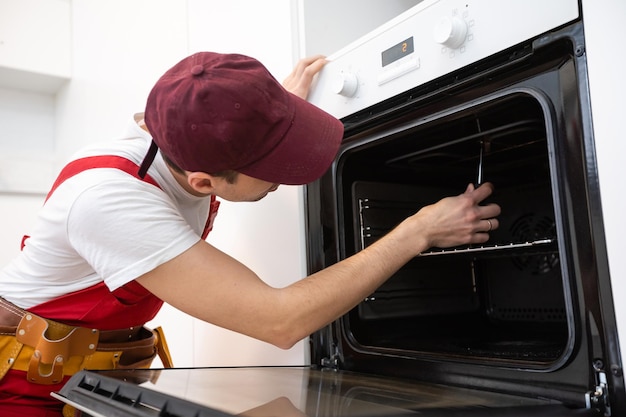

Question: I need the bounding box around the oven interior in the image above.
[335,91,571,369]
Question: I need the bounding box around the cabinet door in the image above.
[0,0,71,93]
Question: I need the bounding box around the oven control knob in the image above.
[433,16,468,49]
[332,71,359,97]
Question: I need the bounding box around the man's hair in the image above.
[161,152,239,184]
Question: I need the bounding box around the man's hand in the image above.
[406,182,501,251]
[282,55,327,100]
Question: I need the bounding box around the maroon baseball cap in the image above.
[140,52,344,185]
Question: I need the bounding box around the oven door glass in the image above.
[53,367,600,417]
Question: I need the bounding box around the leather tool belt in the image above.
[0,297,173,385]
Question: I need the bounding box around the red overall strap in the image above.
[203,197,220,239]
[44,155,160,202]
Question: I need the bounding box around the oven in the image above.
[53,0,625,416]
[304,0,625,414]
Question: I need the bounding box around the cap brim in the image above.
[239,94,344,185]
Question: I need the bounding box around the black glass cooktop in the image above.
[53,366,587,417]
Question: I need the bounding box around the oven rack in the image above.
[359,219,557,259]
[418,238,556,257]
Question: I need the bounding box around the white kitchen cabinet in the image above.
[0,0,71,93]
[0,0,71,194]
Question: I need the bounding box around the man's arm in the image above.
[136,183,500,349]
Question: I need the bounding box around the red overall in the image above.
[0,156,219,417]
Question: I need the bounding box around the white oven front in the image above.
[308,0,579,119]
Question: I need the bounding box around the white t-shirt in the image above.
[0,117,211,309]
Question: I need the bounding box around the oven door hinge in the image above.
[320,346,341,370]
[586,359,611,415]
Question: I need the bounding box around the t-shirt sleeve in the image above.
[66,178,201,291]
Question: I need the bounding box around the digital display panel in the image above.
[381,37,414,67]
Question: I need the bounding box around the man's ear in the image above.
[187,172,217,195]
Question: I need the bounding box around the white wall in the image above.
[168,0,311,368]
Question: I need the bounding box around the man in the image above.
[0,52,500,416]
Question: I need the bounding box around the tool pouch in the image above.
[0,311,173,385]
[16,312,99,385]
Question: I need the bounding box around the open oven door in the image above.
[53,366,601,417]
